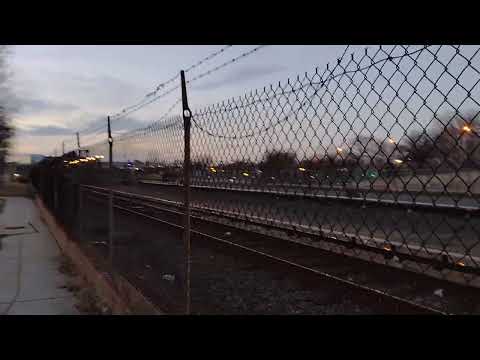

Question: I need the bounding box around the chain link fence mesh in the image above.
[33,45,480,312]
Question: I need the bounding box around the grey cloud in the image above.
[20,98,78,113]
[192,64,287,91]
[6,93,78,115]
[18,125,73,136]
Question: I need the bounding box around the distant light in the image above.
[462,125,472,133]
[209,167,217,173]
[80,158,88,162]
[13,173,20,177]
[383,245,392,252]
[336,147,343,153]
[457,261,465,267]
[393,159,403,164]
[135,167,140,171]
[63,160,68,163]
[298,167,306,172]
[388,138,396,144]
[242,172,249,177]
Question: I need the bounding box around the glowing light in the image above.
[393,159,403,164]
[388,138,396,144]
[298,167,306,172]
[383,245,392,251]
[209,167,217,173]
[462,125,472,133]
[242,172,249,177]
[457,261,465,267]
[13,173,20,177]
[336,147,343,153]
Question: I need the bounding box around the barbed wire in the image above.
[109,45,233,119]
[187,45,269,86]
[83,98,183,148]
[114,98,182,142]
[110,85,180,121]
[106,45,268,124]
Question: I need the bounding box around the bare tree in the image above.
[0,46,13,182]
[259,150,297,172]
[405,111,480,170]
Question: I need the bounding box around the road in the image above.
[104,180,480,262]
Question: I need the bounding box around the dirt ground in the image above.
[0,180,34,197]
[56,255,112,315]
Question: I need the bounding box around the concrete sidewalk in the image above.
[0,197,79,315]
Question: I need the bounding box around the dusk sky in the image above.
[8,45,479,164]
[7,45,370,162]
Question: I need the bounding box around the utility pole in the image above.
[62,141,65,155]
[107,116,113,168]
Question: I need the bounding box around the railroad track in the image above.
[80,184,461,314]
[83,184,480,281]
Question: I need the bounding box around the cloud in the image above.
[192,64,287,91]
[17,125,73,136]
[19,97,78,114]
[5,92,78,115]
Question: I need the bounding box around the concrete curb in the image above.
[34,195,163,315]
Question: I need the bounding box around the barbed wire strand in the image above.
[108,45,268,123]
[109,45,233,119]
[187,45,269,86]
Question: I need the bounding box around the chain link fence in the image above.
[33,45,480,312]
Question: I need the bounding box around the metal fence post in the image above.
[76,132,81,154]
[180,70,192,315]
[108,189,114,266]
[108,116,113,168]
[53,173,58,213]
[78,184,83,241]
